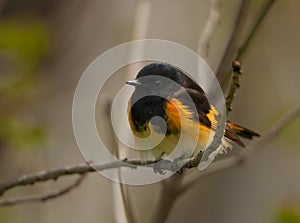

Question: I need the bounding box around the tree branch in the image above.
[237,0,275,60]
[225,60,242,113]
[147,174,184,223]
[0,161,136,197]
[0,158,194,200]
[216,0,275,84]
[197,0,220,57]
[0,175,86,206]
[215,0,248,83]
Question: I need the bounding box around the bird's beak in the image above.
[126,79,141,87]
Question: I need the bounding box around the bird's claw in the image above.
[153,162,166,175]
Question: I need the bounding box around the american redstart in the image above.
[126,63,259,162]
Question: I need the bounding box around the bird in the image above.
[126,63,259,165]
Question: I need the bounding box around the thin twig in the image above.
[0,175,86,206]
[215,0,248,83]
[0,161,136,196]
[216,0,276,84]
[197,0,220,57]
[237,0,276,60]
[0,158,191,198]
[225,60,242,114]
[240,103,300,158]
[178,102,300,194]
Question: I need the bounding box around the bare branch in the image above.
[215,0,248,83]
[216,0,276,84]
[147,174,184,223]
[0,175,86,206]
[197,0,220,57]
[0,161,136,196]
[178,102,300,194]
[225,60,242,114]
[237,0,276,60]
[0,158,188,199]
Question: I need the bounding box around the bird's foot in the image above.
[152,161,166,175]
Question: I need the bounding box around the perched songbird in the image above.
[126,63,259,163]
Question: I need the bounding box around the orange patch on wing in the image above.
[165,98,193,133]
[227,122,244,132]
[206,105,219,129]
[165,98,213,155]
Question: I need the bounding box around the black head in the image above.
[136,63,180,80]
[126,63,183,96]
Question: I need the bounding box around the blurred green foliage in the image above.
[0,18,49,150]
[276,206,300,223]
[0,19,48,66]
[0,116,45,149]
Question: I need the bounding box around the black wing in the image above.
[171,87,212,128]
[171,87,247,147]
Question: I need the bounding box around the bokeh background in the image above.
[0,0,300,222]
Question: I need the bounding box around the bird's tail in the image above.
[224,121,260,148]
[227,121,260,139]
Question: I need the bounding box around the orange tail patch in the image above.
[227,121,260,139]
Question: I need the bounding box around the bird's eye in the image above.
[155,80,161,87]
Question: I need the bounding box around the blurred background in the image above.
[0,0,300,222]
